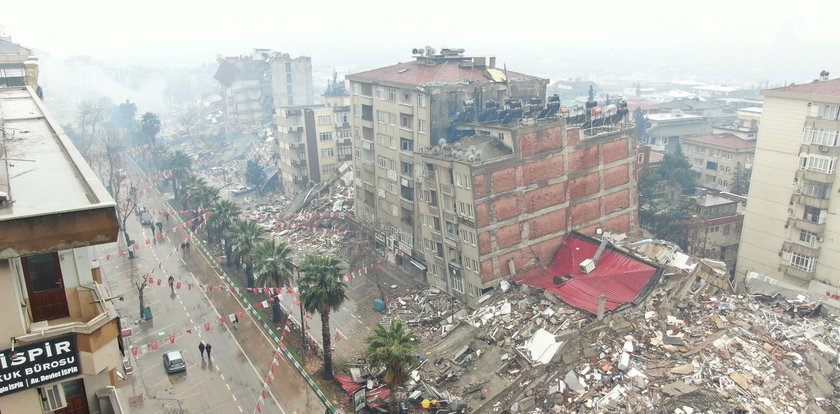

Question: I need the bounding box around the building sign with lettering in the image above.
[0,334,80,396]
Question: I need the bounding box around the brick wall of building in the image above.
[472,123,637,285]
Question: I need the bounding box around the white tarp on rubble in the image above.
[524,328,562,364]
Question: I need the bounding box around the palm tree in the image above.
[140,112,161,146]
[299,255,347,379]
[209,199,242,263]
[253,240,294,322]
[230,219,265,288]
[365,321,419,413]
[162,150,192,199]
[178,174,207,207]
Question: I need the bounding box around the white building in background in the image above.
[736,73,840,289]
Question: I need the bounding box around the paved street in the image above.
[98,175,326,413]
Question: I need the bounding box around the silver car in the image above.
[163,350,186,374]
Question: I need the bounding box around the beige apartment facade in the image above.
[681,133,755,193]
[348,48,548,280]
[736,77,840,288]
[0,87,122,414]
[274,88,352,192]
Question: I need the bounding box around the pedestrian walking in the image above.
[233,314,239,330]
[168,275,175,293]
[205,343,212,359]
[151,225,156,237]
[155,221,163,233]
[164,211,170,223]
[198,341,206,359]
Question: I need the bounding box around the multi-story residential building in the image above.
[273,78,352,191]
[0,86,122,413]
[411,104,639,301]
[681,133,755,193]
[348,48,548,280]
[214,49,313,135]
[686,191,744,274]
[736,74,840,288]
[642,110,710,153]
[0,35,39,89]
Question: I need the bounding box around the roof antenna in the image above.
[503,64,511,99]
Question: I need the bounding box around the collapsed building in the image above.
[338,230,840,413]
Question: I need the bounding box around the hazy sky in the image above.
[4,0,840,84]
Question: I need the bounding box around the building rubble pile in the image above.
[354,272,840,413]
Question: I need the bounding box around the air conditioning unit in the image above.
[40,383,67,412]
[579,258,596,274]
[819,145,828,152]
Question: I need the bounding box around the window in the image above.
[454,172,471,189]
[802,180,829,199]
[638,153,645,163]
[418,94,426,108]
[418,119,427,133]
[800,155,837,174]
[706,161,718,171]
[460,229,476,245]
[401,162,413,176]
[723,152,733,160]
[377,110,387,123]
[401,92,411,104]
[457,201,474,218]
[401,184,414,202]
[323,164,336,174]
[388,89,396,101]
[321,148,335,158]
[375,87,384,99]
[821,104,840,120]
[339,129,352,139]
[21,253,70,321]
[445,221,458,236]
[464,257,479,273]
[318,115,331,125]
[800,230,818,244]
[400,138,414,152]
[400,114,412,129]
[338,144,352,158]
[388,112,397,125]
[361,84,373,97]
[336,112,350,124]
[451,269,464,293]
[803,127,840,146]
[723,224,730,235]
[790,252,816,272]
[442,194,455,212]
[352,83,360,95]
[377,156,388,169]
[377,134,397,149]
[319,132,332,141]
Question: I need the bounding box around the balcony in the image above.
[801,143,840,158]
[779,263,816,281]
[796,168,836,184]
[15,282,121,377]
[794,193,831,209]
[792,217,826,234]
[782,240,821,257]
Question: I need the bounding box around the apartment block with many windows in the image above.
[273,79,352,192]
[736,75,840,288]
[348,48,547,280]
[681,133,755,193]
[0,86,123,414]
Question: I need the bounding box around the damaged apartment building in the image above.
[214,49,314,136]
[273,75,353,192]
[349,47,639,302]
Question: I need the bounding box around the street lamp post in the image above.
[295,265,306,360]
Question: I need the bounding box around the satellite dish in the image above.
[468,145,477,152]
[438,138,447,146]
[467,154,476,161]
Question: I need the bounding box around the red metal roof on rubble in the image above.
[513,232,661,315]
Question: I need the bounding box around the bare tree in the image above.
[75,100,107,160]
[131,266,149,319]
[103,133,139,258]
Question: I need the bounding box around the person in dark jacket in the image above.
[198,341,206,359]
[205,343,212,359]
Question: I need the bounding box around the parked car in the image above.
[139,211,153,226]
[230,185,254,196]
[163,350,186,374]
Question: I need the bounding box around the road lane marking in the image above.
[131,322,175,342]
[174,380,206,399]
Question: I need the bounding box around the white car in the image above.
[230,185,254,196]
